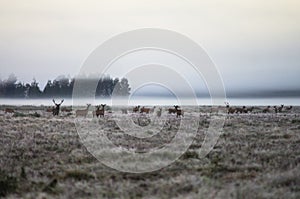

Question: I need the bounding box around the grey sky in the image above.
[0,0,299,93]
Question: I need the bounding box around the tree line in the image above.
[0,74,131,98]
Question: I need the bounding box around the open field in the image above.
[0,105,299,198]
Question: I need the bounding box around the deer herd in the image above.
[1,99,294,117]
[224,102,293,114]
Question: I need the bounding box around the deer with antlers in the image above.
[75,104,91,117]
[52,99,64,116]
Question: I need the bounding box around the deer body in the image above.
[174,105,183,117]
[244,106,254,113]
[4,108,14,114]
[225,102,236,114]
[262,106,271,113]
[285,106,293,111]
[133,106,140,113]
[95,104,106,118]
[140,107,151,114]
[168,107,177,114]
[278,105,284,113]
[235,106,246,114]
[75,104,90,117]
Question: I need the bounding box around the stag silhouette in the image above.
[52,99,64,116]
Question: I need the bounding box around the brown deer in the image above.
[52,99,64,116]
[133,105,140,113]
[168,105,178,114]
[4,108,14,114]
[75,104,90,117]
[235,106,246,114]
[95,104,106,118]
[140,106,151,114]
[244,106,254,113]
[225,102,236,114]
[262,106,271,113]
[174,105,184,117]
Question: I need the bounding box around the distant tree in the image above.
[14,82,26,98]
[28,79,42,98]
[0,78,4,97]
[43,80,54,98]
[0,74,131,98]
[4,73,18,98]
[119,78,131,96]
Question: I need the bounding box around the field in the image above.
[0,105,299,198]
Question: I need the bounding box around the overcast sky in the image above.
[0,0,299,93]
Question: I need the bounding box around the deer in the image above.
[262,106,271,113]
[95,104,106,118]
[133,105,140,113]
[225,102,236,114]
[278,104,284,113]
[273,106,278,113]
[285,106,293,111]
[244,106,254,113]
[52,99,64,116]
[75,104,90,117]
[235,106,246,114]
[174,105,184,117]
[4,108,14,114]
[168,105,178,114]
[140,106,151,114]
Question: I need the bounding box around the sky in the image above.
[0,0,299,95]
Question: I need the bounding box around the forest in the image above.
[0,74,131,98]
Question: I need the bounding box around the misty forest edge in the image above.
[0,74,131,98]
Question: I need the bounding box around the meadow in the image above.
[0,105,299,198]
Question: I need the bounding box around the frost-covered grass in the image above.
[0,106,299,198]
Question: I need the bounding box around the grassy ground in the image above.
[0,106,299,198]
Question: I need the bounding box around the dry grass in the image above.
[0,105,299,198]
